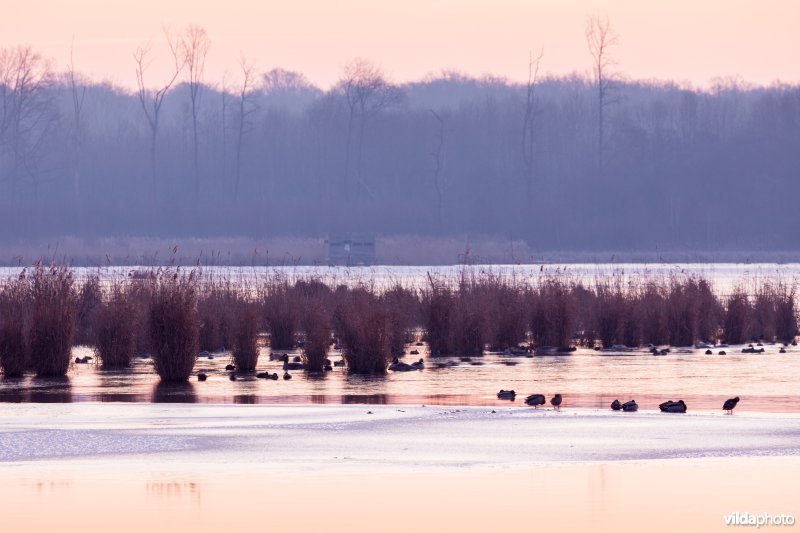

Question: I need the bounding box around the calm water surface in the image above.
[2,343,798,412]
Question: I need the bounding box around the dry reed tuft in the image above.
[334,285,390,374]
[0,272,30,377]
[95,280,138,369]
[74,275,102,346]
[296,278,334,373]
[723,287,751,344]
[422,276,454,356]
[529,277,577,349]
[231,297,261,372]
[262,275,299,350]
[148,269,200,382]
[29,265,77,377]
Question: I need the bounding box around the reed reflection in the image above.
[152,382,197,403]
[29,377,73,403]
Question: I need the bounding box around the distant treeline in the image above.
[1,40,798,252]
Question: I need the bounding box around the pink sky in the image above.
[4,0,798,89]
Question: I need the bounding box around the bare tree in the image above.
[429,109,446,229]
[134,31,183,204]
[219,71,229,192]
[67,42,86,203]
[180,25,210,201]
[586,15,619,171]
[339,58,402,203]
[521,48,543,203]
[234,58,257,200]
[0,46,54,201]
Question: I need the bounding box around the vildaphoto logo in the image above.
[724,512,796,528]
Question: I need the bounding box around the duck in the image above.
[197,372,208,382]
[611,399,622,411]
[525,394,546,407]
[705,349,713,355]
[719,351,727,355]
[225,364,236,371]
[389,357,416,372]
[410,350,420,355]
[411,358,424,369]
[722,396,740,414]
[270,373,279,380]
[496,390,516,400]
[621,400,638,412]
[780,348,787,354]
[550,394,562,410]
[659,400,687,413]
[283,360,305,370]
[283,371,292,380]
[256,372,269,379]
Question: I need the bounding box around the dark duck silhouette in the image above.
[496,390,516,400]
[659,400,687,413]
[525,394,546,407]
[621,400,638,412]
[722,396,740,414]
[388,357,416,371]
[283,360,305,370]
[550,394,562,410]
[611,399,622,411]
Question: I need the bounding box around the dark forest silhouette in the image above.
[1,26,798,255]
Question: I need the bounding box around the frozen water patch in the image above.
[0,429,197,462]
[1,404,800,470]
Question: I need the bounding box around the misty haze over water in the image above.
[1,36,798,264]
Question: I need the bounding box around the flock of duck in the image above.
[497,391,741,414]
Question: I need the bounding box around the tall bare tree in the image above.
[521,48,543,203]
[67,43,86,203]
[134,31,183,204]
[429,109,446,230]
[0,46,54,201]
[586,15,619,171]
[180,25,210,201]
[339,58,401,203]
[234,58,257,200]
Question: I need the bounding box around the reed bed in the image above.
[334,285,391,374]
[147,269,200,382]
[29,265,77,377]
[95,280,138,369]
[0,265,798,379]
[0,271,30,377]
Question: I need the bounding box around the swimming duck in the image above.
[496,390,516,400]
[283,371,292,380]
[611,399,622,411]
[411,358,424,369]
[197,372,208,382]
[621,400,638,412]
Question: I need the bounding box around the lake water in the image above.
[1,342,797,412]
[1,263,799,411]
